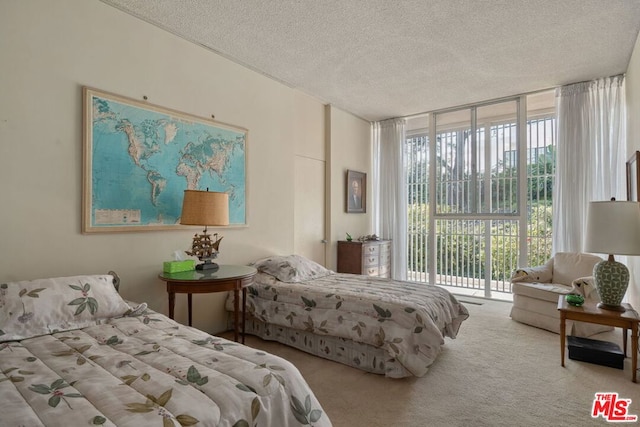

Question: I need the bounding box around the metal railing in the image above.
[406,115,555,295]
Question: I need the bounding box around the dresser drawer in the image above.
[363,244,381,256]
[362,254,380,267]
[365,266,380,276]
[337,240,391,277]
[378,245,391,259]
[379,263,389,276]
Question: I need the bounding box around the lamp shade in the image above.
[180,190,229,226]
[585,200,640,255]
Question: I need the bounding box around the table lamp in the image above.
[585,199,640,311]
[180,189,229,271]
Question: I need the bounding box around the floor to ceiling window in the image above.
[406,91,555,298]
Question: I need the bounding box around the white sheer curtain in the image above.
[372,118,407,280]
[553,74,626,253]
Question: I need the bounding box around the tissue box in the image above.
[163,260,196,273]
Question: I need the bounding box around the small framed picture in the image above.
[627,151,640,201]
[346,170,366,213]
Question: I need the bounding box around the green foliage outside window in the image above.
[408,203,552,282]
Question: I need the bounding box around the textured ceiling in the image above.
[101,0,640,121]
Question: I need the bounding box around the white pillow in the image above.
[0,274,132,342]
[252,255,333,283]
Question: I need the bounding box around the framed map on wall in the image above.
[82,87,248,233]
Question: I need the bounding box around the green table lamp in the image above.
[585,199,640,311]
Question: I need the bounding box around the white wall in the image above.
[327,107,373,269]
[0,1,370,333]
[293,92,327,264]
[625,30,640,310]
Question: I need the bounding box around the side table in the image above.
[158,265,257,343]
[557,295,639,382]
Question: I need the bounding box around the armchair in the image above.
[510,252,613,337]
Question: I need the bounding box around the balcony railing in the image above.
[406,116,555,297]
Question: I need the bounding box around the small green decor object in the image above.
[565,294,585,307]
[346,232,353,242]
[163,260,196,273]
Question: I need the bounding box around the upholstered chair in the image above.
[510,252,613,336]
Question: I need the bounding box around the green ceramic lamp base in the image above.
[593,256,629,311]
[596,302,626,312]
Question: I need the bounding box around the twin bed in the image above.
[0,257,468,425]
[0,273,330,426]
[226,255,469,378]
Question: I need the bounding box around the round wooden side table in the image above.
[159,265,257,343]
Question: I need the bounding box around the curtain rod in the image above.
[397,86,556,121]
[397,72,626,122]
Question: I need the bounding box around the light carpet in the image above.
[227,297,639,427]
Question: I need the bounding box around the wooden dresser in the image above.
[337,240,391,278]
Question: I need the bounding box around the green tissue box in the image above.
[163,260,195,273]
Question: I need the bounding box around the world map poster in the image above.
[82,87,247,233]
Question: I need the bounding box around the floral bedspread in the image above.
[0,308,331,427]
[243,273,469,378]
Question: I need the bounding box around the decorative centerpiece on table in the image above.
[180,189,229,271]
[565,294,585,307]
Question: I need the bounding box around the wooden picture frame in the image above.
[346,170,366,213]
[626,151,640,202]
[82,87,248,233]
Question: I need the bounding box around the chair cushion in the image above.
[512,293,562,316]
[512,281,573,303]
[552,252,602,286]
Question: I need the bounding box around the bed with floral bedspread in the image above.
[226,255,469,378]
[0,273,331,427]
